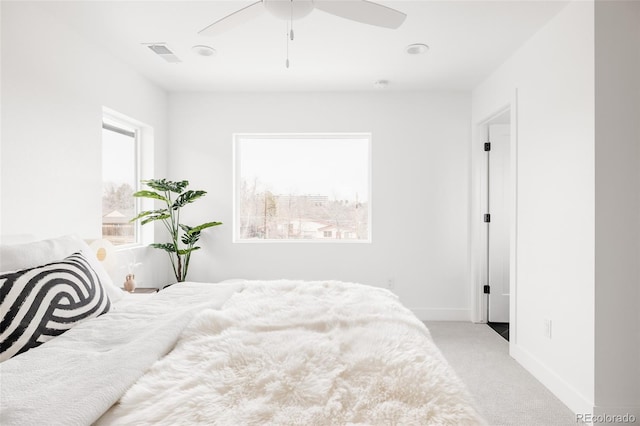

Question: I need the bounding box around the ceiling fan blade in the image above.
[313,0,406,29]
[198,1,265,37]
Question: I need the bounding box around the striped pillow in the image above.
[0,252,111,362]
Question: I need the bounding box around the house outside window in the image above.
[234,133,371,243]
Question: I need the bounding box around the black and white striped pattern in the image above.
[0,252,111,362]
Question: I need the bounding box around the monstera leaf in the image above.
[131,179,222,283]
[143,179,189,193]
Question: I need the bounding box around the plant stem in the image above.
[166,189,182,283]
[183,242,193,282]
[176,207,183,281]
[159,212,178,280]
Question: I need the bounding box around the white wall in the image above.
[472,1,596,413]
[473,0,640,417]
[168,91,472,320]
[594,0,640,417]
[0,2,171,287]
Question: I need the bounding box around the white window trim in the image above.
[102,107,154,249]
[232,132,372,244]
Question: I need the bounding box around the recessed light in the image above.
[192,45,216,57]
[374,80,389,89]
[406,43,429,55]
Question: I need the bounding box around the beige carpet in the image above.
[426,321,576,426]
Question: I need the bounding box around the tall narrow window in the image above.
[101,118,139,245]
[234,133,371,242]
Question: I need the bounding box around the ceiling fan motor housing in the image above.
[263,0,315,20]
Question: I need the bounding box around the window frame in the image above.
[232,132,372,244]
[101,108,153,249]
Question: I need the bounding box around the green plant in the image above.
[131,179,222,283]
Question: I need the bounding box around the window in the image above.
[234,133,371,242]
[101,115,139,246]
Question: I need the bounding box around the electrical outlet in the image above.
[544,319,552,339]
[387,278,395,289]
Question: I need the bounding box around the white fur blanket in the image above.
[0,282,244,426]
[99,280,485,425]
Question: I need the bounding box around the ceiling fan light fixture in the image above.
[192,45,216,57]
[264,0,314,20]
[198,0,407,38]
[406,43,430,55]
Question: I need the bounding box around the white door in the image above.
[488,124,510,323]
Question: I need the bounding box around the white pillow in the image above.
[0,235,124,302]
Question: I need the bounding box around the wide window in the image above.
[234,133,371,242]
[101,116,139,246]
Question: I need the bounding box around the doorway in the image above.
[481,110,511,340]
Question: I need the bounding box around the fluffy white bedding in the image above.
[99,280,485,425]
[0,282,244,426]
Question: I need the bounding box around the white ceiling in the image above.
[37,0,568,92]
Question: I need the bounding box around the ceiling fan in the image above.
[198,0,407,37]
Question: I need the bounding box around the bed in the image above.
[0,236,485,425]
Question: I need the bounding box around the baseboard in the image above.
[410,308,471,321]
[510,343,593,415]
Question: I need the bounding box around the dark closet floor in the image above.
[488,322,509,341]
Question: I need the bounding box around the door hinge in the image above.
[483,285,490,294]
[484,213,491,223]
[484,142,491,151]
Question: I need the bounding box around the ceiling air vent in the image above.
[144,43,181,63]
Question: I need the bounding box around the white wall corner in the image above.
[594,0,640,414]
[472,0,596,411]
